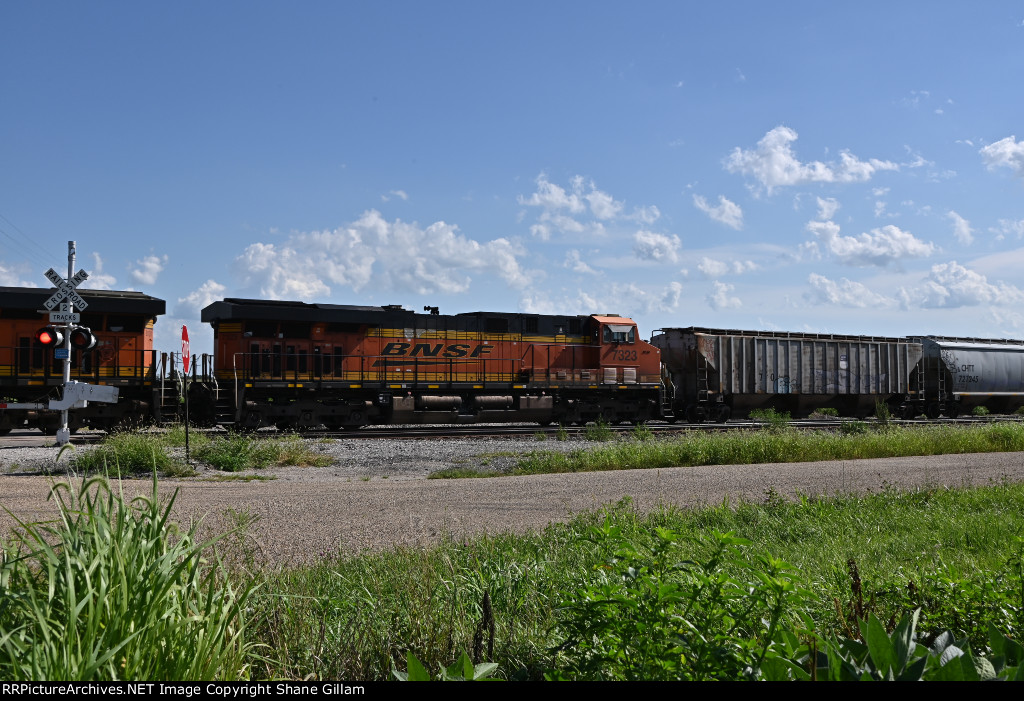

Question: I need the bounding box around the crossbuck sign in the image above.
[43,267,89,313]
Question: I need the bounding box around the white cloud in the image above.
[692,194,744,229]
[632,230,681,263]
[725,126,898,194]
[816,197,840,221]
[980,136,1024,177]
[381,190,409,202]
[946,211,974,245]
[898,261,1024,308]
[234,210,534,300]
[0,260,36,287]
[630,205,661,224]
[517,173,631,240]
[130,254,168,286]
[806,220,935,267]
[697,257,758,278]
[990,218,1024,241]
[175,279,228,316]
[706,281,741,310]
[563,250,597,275]
[81,252,117,289]
[805,273,893,308]
[520,281,683,317]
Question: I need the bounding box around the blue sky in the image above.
[2,1,1023,353]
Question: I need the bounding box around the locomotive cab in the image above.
[593,315,661,388]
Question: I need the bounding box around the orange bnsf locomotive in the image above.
[197,298,664,430]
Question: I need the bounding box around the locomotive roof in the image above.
[202,298,597,326]
[0,286,165,315]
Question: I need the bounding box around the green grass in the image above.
[4,472,1023,680]
[70,428,334,475]
[249,482,1024,680]
[70,432,178,475]
[0,476,253,680]
[511,422,1024,476]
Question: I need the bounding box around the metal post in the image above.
[55,241,75,446]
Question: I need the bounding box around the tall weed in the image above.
[0,476,253,680]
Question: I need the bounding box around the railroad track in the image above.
[3,415,1019,447]
[293,415,1023,441]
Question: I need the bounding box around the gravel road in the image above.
[1,435,1022,566]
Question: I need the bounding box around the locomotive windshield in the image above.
[602,324,636,344]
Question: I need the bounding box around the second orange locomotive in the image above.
[200,299,663,429]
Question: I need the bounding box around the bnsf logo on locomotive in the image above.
[373,342,495,366]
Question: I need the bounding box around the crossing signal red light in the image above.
[35,326,64,347]
[69,326,97,351]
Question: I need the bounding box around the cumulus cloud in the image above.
[563,250,598,275]
[806,220,935,267]
[805,273,893,308]
[725,126,898,195]
[816,197,840,221]
[990,218,1024,240]
[630,205,661,224]
[632,231,681,263]
[520,281,683,317]
[692,194,744,229]
[706,281,741,310]
[697,257,758,278]
[130,254,168,286]
[516,173,661,241]
[81,253,117,289]
[946,211,974,245]
[898,261,1024,308]
[175,279,228,316]
[235,210,534,300]
[980,136,1024,177]
[517,173,623,235]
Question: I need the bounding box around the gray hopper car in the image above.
[651,327,924,422]
[908,336,1024,419]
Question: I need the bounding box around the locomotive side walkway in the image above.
[0,450,1022,565]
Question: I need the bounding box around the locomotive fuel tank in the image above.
[652,327,923,422]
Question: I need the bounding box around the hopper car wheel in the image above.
[715,405,732,423]
[685,405,706,424]
[945,404,960,420]
[902,405,918,420]
[925,403,941,420]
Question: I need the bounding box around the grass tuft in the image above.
[0,476,253,680]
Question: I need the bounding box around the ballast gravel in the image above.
[1,433,1023,566]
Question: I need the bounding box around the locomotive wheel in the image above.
[925,402,941,420]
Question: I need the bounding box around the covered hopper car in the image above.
[198,298,663,430]
[651,327,925,422]
[908,336,1024,419]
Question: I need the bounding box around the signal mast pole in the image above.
[56,241,76,445]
